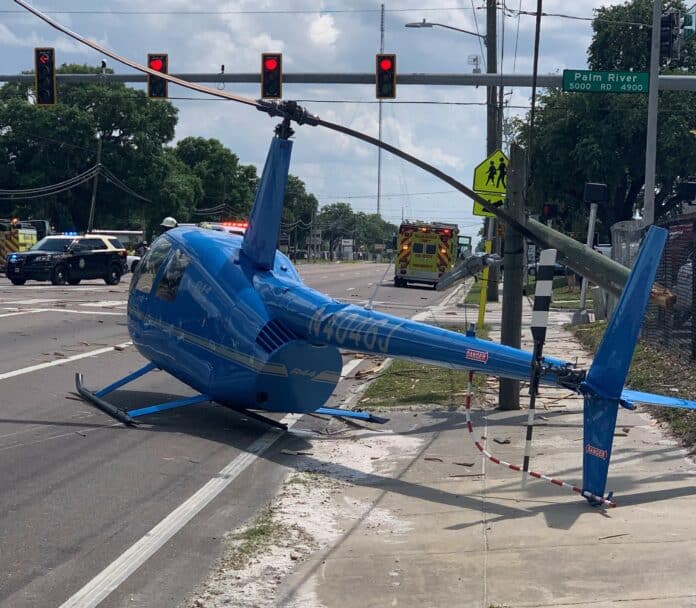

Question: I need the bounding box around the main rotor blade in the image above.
[14,0,538,243]
[313,116,539,242]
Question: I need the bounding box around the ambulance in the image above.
[394,220,460,287]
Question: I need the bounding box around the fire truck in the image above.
[0,219,43,274]
[394,220,460,287]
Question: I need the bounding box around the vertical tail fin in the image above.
[581,225,667,502]
[240,136,293,270]
[584,226,667,399]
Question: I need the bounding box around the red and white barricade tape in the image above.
[465,371,616,508]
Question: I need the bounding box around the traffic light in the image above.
[34,48,56,106]
[147,53,168,99]
[261,53,282,99]
[660,12,678,65]
[376,53,396,99]
[541,203,558,220]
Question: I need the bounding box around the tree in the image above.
[174,137,258,218]
[0,63,184,231]
[512,0,696,237]
[281,175,319,251]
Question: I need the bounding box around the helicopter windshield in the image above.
[130,238,172,294]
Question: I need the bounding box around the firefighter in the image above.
[160,217,178,232]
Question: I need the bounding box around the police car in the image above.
[4,234,128,286]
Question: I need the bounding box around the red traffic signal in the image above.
[147,53,168,99]
[376,53,396,99]
[261,53,282,99]
[34,47,56,106]
[541,203,558,220]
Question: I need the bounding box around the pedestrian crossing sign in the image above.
[472,149,508,217]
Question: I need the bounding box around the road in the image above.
[0,262,450,608]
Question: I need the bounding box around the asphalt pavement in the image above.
[4,270,695,608]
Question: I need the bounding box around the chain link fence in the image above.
[612,216,696,360]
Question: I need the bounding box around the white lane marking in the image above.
[0,308,124,318]
[77,301,127,308]
[59,413,303,608]
[58,355,362,608]
[32,308,124,316]
[1,298,59,305]
[0,309,42,319]
[0,342,132,381]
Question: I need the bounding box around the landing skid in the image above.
[75,365,388,430]
[75,363,211,426]
[225,406,288,430]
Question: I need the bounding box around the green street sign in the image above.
[562,69,649,94]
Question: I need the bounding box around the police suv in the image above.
[5,234,128,286]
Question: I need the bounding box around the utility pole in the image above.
[643,0,662,226]
[499,143,525,410]
[87,135,102,233]
[485,0,500,302]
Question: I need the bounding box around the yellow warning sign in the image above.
[472,149,508,217]
[473,194,504,218]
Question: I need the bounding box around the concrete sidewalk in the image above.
[275,296,696,608]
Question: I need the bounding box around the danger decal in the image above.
[465,349,489,364]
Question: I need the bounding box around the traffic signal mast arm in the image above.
[14,0,672,307]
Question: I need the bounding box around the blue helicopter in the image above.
[75,126,696,507]
[16,0,696,507]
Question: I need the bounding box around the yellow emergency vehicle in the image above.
[0,219,38,273]
[394,220,460,287]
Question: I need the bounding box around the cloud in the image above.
[2,0,631,234]
[307,14,339,47]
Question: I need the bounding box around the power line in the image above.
[0,164,151,202]
[0,6,477,15]
[316,189,457,200]
[503,7,649,28]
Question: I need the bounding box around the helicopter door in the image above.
[128,237,173,318]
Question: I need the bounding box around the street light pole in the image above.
[405,12,500,300]
[485,0,500,302]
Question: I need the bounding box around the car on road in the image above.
[527,261,567,277]
[126,254,141,273]
[4,234,128,286]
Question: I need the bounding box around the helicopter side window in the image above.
[155,249,190,302]
[131,238,172,294]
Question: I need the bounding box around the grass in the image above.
[222,505,286,570]
[570,321,696,449]
[467,275,592,309]
[361,325,490,408]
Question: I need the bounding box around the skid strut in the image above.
[75,362,211,426]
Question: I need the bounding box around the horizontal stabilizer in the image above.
[621,388,696,411]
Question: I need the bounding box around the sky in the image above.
[0,0,629,243]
